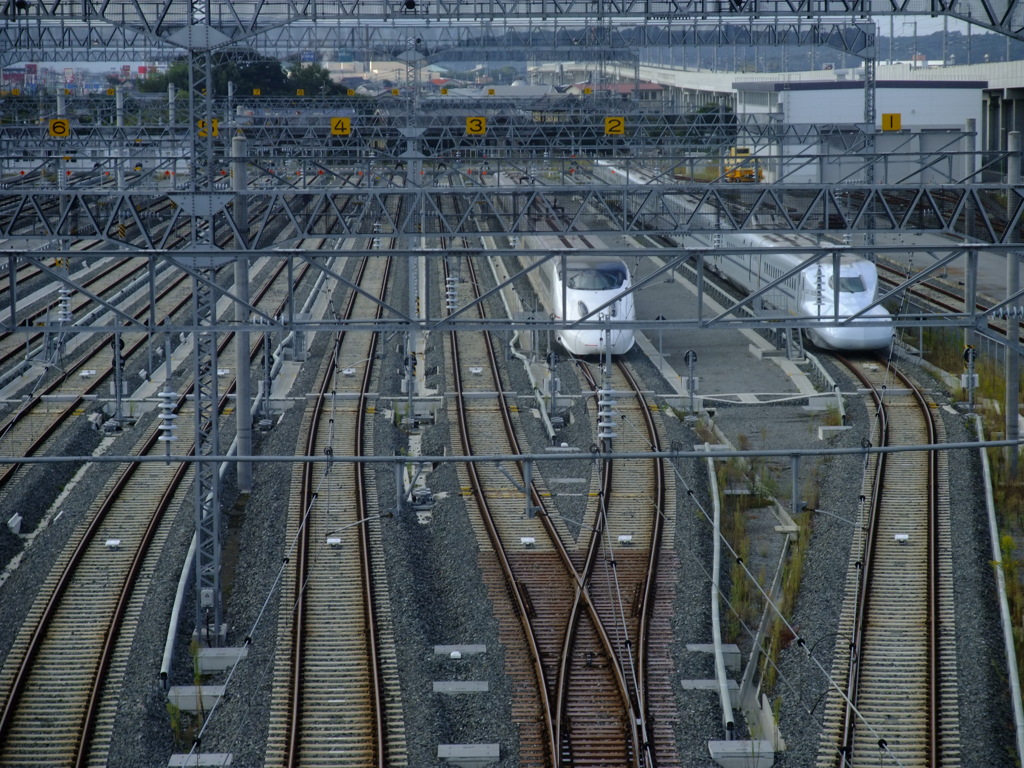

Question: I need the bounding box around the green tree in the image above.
[143,54,288,96]
[286,62,340,97]
[234,58,288,95]
[137,71,170,93]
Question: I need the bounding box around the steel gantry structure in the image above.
[3,0,1024,648]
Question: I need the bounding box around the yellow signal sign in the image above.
[881,113,902,131]
[252,88,261,96]
[391,88,400,96]
[583,87,592,95]
[440,87,448,95]
[604,116,625,136]
[347,88,355,96]
[296,88,305,96]
[48,119,71,138]
[107,88,115,96]
[330,117,351,136]
[466,116,486,136]
[64,88,71,95]
[487,88,496,96]
[197,118,219,138]
[10,88,18,96]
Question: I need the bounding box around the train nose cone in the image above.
[824,313,893,350]
[835,326,893,350]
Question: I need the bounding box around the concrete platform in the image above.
[634,254,816,403]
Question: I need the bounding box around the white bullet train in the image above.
[590,160,893,351]
[541,253,636,356]
[705,232,893,351]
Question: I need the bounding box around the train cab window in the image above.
[566,265,626,291]
[829,275,866,293]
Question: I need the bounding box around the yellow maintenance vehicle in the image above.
[723,146,763,182]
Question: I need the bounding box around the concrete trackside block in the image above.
[686,643,741,672]
[802,394,833,412]
[168,754,232,766]
[749,344,784,359]
[818,425,851,440]
[438,743,500,768]
[708,739,774,768]
[433,680,489,694]
[198,646,248,673]
[167,685,225,713]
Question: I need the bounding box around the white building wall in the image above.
[781,87,981,131]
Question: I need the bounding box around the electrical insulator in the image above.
[992,306,1023,319]
[57,287,72,323]
[445,276,459,311]
[597,389,618,440]
[157,391,178,443]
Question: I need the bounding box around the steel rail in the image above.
[446,254,559,764]
[575,358,666,765]
[285,246,391,767]
[74,253,309,765]
[0,253,308,763]
[454,240,642,764]
[878,259,1024,350]
[0,388,188,752]
[0,242,125,358]
[527,206,649,764]
[0,270,192,490]
[837,357,940,768]
[616,360,667,760]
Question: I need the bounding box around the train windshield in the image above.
[565,263,627,291]
[829,275,866,293]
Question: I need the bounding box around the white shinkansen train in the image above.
[590,160,893,351]
[706,232,893,351]
[540,254,636,356]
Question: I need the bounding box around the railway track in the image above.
[877,259,1024,351]
[573,357,683,766]
[0,252,52,306]
[446,249,561,765]
[446,240,678,765]
[0,252,318,767]
[0,192,287,494]
[817,357,960,768]
[0,244,134,367]
[0,262,194,494]
[503,193,684,764]
[263,242,406,765]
